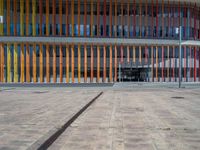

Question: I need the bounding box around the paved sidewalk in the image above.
[0,89,100,150]
[49,88,200,150]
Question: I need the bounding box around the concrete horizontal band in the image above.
[1,36,200,46]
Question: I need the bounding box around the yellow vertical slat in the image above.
[7,44,11,82]
[71,0,74,37]
[33,44,37,83]
[133,46,136,63]
[20,44,24,83]
[91,0,93,37]
[66,45,69,83]
[71,44,74,83]
[39,44,43,83]
[78,44,81,83]
[14,43,18,83]
[156,46,158,81]
[32,0,36,36]
[109,45,112,82]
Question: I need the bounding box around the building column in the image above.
[184,46,187,81]
[162,46,164,82]
[71,0,74,37]
[103,0,106,37]
[91,0,93,37]
[133,46,136,64]
[121,45,123,63]
[52,0,56,36]
[151,46,154,82]
[139,46,142,64]
[0,0,4,36]
[167,46,170,81]
[127,46,130,63]
[14,0,17,35]
[84,0,87,37]
[78,0,80,36]
[0,44,4,82]
[59,0,62,36]
[39,0,42,36]
[7,44,11,83]
[172,46,175,82]
[46,0,49,36]
[32,0,36,36]
[194,47,196,82]
[156,46,158,81]
[109,0,112,37]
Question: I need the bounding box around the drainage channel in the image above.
[29,92,103,150]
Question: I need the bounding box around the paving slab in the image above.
[0,89,101,150]
[49,88,200,150]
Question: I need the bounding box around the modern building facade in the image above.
[0,0,200,83]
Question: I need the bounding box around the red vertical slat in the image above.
[66,0,69,36]
[151,0,154,37]
[97,0,100,37]
[184,2,186,39]
[194,3,197,40]
[184,46,186,80]
[84,0,87,37]
[121,45,123,63]
[133,0,136,37]
[156,0,158,38]
[103,0,106,37]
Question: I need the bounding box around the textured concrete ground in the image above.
[0,87,200,150]
[0,89,100,150]
[49,88,200,150]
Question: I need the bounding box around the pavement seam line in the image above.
[28,91,103,150]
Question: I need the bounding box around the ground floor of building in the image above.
[0,43,200,83]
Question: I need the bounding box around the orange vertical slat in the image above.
[39,44,43,83]
[97,45,100,82]
[127,46,130,63]
[14,0,17,36]
[52,0,56,36]
[78,44,81,83]
[91,45,94,82]
[26,44,30,82]
[91,0,93,37]
[114,0,117,37]
[109,0,112,37]
[78,0,80,36]
[33,44,37,83]
[121,0,123,37]
[66,45,69,83]
[71,0,74,37]
[84,44,87,82]
[26,0,29,36]
[0,44,4,82]
[46,44,50,83]
[46,0,49,36]
[109,45,112,82]
[59,0,62,36]
[71,45,74,83]
[39,0,42,36]
[59,45,63,83]
[53,45,56,83]
[20,44,24,83]
[103,45,106,82]
[114,45,117,82]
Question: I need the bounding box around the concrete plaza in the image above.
[0,86,200,150]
